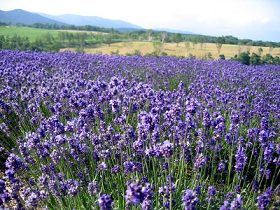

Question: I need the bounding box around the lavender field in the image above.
[0,50,280,209]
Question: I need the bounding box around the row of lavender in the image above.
[0,50,280,209]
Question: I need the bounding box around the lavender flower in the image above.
[111,165,121,174]
[98,193,114,210]
[218,160,226,172]
[25,191,40,209]
[260,117,269,130]
[88,181,99,196]
[256,191,272,209]
[234,146,247,173]
[194,153,207,171]
[276,144,280,155]
[50,150,61,164]
[252,180,259,192]
[208,186,216,197]
[5,153,23,170]
[220,201,230,210]
[194,186,201,196]
[230,194,242,210]
[207,186,216,203]
[226,193,234,201]
[98,162,108,171]
[259,130,268,148]
[125,182,145,205]
[160,140,174,158]
[230,110,239,124]
[0,179,11,205]
[264,143,274,164]
[182,189,199,210]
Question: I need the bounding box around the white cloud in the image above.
[258,17,272,24]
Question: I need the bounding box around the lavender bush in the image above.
[0,50,279,209]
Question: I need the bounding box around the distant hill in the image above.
[0,9,198,35]
[116,28,146,33]
[0,9,66,25]
[117,28,197,35]
[154,28,197,35]
[39,13,143,29]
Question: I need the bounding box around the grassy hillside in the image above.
[62,41,280,59]
[0,27,59,41]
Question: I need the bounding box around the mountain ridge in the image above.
[0,9,65,25]
[38,13,143,29]
[0,9,197,35]
[154,28,197,35]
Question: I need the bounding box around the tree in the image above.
[254,40,265,46]
[0,21,9,26]
[49,41,61,52]
[153,41,164,55]
[191,37,198,49]
[267,42,275,53]
[219,54,225,60]
[237,42,244,55]
[246,42,253,53]
[103,34,113,46]
[66,32,74,45]
[207,52,213,60]
[58,32,66,44]
[250,53,261,65]
[21,37,30,51]
[11,34,21,50]
[188,53,196,59]
[0,35,5,49]
[75,33,87,46]
[198,36,206,49]
[273,56,280,65]
[215,36,225,54]
[41,33,55,46]
[224,35,238,45]
[262,53,274,64]
[258,48,263,56]
[172,33,183,47]
[185,41,191,52]
[160,31,168,43]
[145,29,153,42]
[238,52,250,65]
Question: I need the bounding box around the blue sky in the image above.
[1,0,279,42]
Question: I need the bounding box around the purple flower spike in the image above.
[182,189,199,210]
[98,193,114,210]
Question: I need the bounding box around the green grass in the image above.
[0,27,59,41]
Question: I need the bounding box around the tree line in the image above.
[1,21,119,34]
[229,51,280,65]
[0,31,124,52]
[1,21,280,48]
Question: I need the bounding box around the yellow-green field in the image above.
[61,42,280,59]
[0,27,60,41]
